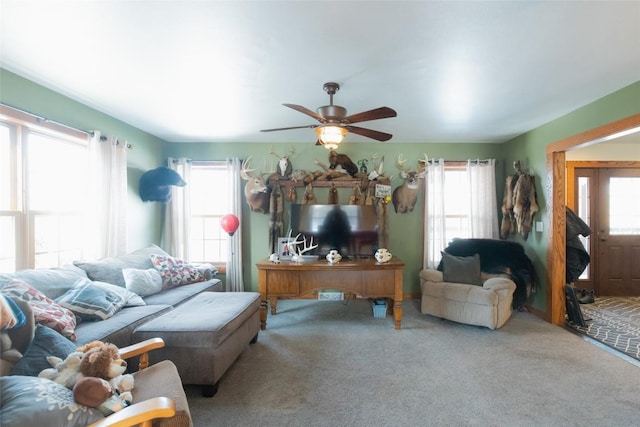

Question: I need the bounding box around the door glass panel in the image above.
[577,176,591,279]
[609,177,640,235]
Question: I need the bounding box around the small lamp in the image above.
[315,126,347,150]
[220,214,240,236]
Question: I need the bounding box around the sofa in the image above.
[1,244,261,398]
[419,252,517,329]
[0,245,222,349]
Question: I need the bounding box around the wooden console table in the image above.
[256,256,405,330]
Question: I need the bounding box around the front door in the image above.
[597,168,640,296]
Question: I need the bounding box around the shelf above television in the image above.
[276,177,390,189]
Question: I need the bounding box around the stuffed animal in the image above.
[0,332,23,375]
[73,376,132,416]
[79,342,127,380]
[76,340,106,354]
[38,351,83,389]
[110,372,135,395]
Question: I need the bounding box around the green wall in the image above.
[3,67,639,314]
[164,142,503,295]
[0,68,167,250]
[502,81,640,310]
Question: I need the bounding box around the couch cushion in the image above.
[422,280,498,306]
[11,324,76,377]
[0,265,88,300]
[73,304,172,348]
[0,376,103,427]
[55,280,126,321]
[142,279,222,307]
[123,268,163,297]
[73,244,170,287]
[1,280,77,340]
[441,252,482,286]
[133,292,260,349]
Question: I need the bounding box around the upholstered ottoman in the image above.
[133,291,261,397]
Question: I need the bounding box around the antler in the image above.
[270,145,295,159]
[418,153,429,172]
[290,233,318,257]
[397,154,410,172]
[241,157,255,180]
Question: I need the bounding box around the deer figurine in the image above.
[391,154,428,213]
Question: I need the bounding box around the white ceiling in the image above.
[1,1,639,144]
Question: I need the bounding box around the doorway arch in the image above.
[545,113,640,324]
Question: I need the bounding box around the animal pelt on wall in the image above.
[512,173,539,239]
[500,162,539,239]
[438,238,537,310]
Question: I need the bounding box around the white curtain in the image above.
[422,158,498,269]
[466,159,499,239]
[423,158,446,269]
[88,131,128,258]
[226,157,244,292]
[163,158,192,259]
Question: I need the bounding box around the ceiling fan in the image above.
[260,82,397,148]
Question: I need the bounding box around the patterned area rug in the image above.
[568,296,640,362]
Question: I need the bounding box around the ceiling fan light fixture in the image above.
[316,125,347,149]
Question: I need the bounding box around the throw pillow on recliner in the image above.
[441,252,482,286]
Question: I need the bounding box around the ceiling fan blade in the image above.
[283,104,326,122]
[260,124,319,132]
[345,125,393,142]
[342,107,397,124]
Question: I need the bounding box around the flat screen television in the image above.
[290,204,379,258]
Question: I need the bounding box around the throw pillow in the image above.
[150,254,206,289]
[122,268,163,297]
[73,244,171,287]
[1,294,26,329]
[441,252,482,286]
[1,280,77,340]
[11,324,77,377]
[55,280,126,321]
[0,376,103,427]
[91,280,146,307]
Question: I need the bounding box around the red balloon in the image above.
[220,214,240,236]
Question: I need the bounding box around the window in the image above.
[188,162,231,264]
[443,164,471,242]
[424,159,498,269]
[1,106,89,272]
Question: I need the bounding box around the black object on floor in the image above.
[565,284,586,327]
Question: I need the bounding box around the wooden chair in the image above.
[87,337,193,427]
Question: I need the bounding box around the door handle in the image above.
[599,230,607,241]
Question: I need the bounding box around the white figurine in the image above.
[268,253,281,264]
[374,248,392,263]
[325,249,342,264]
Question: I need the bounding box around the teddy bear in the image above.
[76,340,106,354]
[79,342,134,396]
[38,351,84,389]
[0,332,23,375]
[73,376,132,416]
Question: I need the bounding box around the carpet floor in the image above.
[185,298,639,427]
[566,296,640,362]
